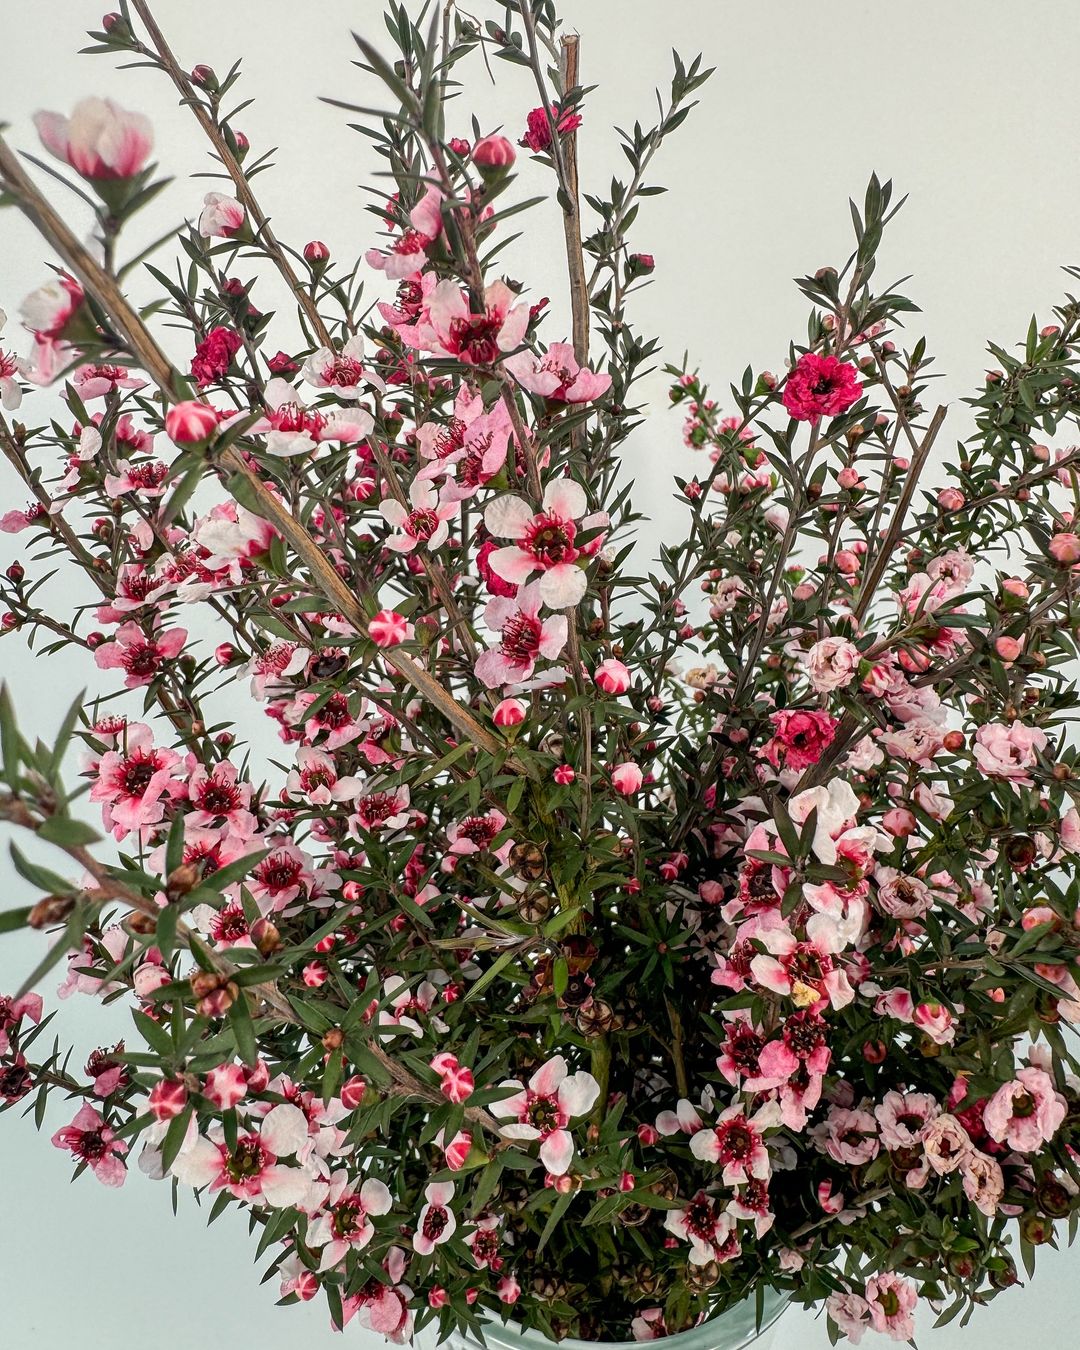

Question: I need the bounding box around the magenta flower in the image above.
[782,351,862,423]
[0,991,43,1055]
[490,1054,599,1175]
[474,581,568,689]
[88,723,184,841]
[365,184,444,280]
[307,1170,393,1270]
[52,1104,128,1187]
[412,279,530,364]
[34,97,153,180]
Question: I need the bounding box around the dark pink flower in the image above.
[782,352,862,423]
[51,1104,128,1186]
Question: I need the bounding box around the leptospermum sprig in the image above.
[3,3,1080,1347]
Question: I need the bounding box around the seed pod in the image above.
[576,999,615,1036]
[28,894,77,928]
[686,1260,721,1292]
[509,841,546,881]
[516,888,554,924]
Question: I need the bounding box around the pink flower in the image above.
[814,1106,879,1166]
[34,97,153,180]
[0,309,23,411]
[198,191,246,238]
[690,1101,780,1183]
[474,581,568,689]
[165,400,220,445]
[973,721,1047,786]
[505,342,611,404]
[864,1272,917,1342]
[827,1292,872,1344]
[93,621,187,688]
[749,919,855,1011]
[51,1104,128,1186]
[485,478,606,608]
[921,1114,972,1174]
[983,1065,1067,1151]
[962,1150,1005,1216]
[410,279,530,364]
[913,1000,956,1045]
[148,1078,188,1121]
[301,334,384,401]
[874,1091,940,1150]
[191,326,242,387]
[413,1180,456,1255]
[1049,531,1080,564]
[610,761,643,795]
[782,351,862,422]
[762,708,838,772]
[89,723,184,841]
[521,103,582,154]
[379,477,459,553]
[804,636,860,692]
[490,1054,599,1174]
[247,641,310,700]
[368,609,411,648]
[365,185,444,280]
[171,1106,319,1208]
[72,362,146,400]
[664,1190,740,1266]
[0,992,43,1055]
[307,1171,393,1270]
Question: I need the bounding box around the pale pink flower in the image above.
[171,1106,319,1208]
[921,1113,972,1174]
[286,747,363,807]
[307,1170,393,1269]
[690,1100,780,1183]
[0,309,25,410]
[826,1292,872,1344]
[983,1065,1067,1151]
[301,334,384,401]
[664,1191,741,1266]
[611,761,643,795]
[93,621,187,689]
[874,1090,940,1150]
[0,992,43,1055]
[247,641,310,700]
[490,1054,599,1174]
[962,1150,1005,1216]
[485,477,607,608]
[504,341,611,403]
[51,1104,128,1186]
[815,1106,879,1165]
[35,97,152,179]
[864,1272,917,1341]
[973,721,1047,786]
[379,476,460,552]
[72,362,146,400]
[803,635,860,692]
[413,1179,456,1255]
[474,581,568,689]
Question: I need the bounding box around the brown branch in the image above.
[0,132,532,775]
[558,35,590,367]
[128,0,335,348]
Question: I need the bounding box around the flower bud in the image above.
[340,1075,367,1110]
[165,400,219,446]
[28,894,77,929]
[148,1077,189,1121]
[304,240,330,265]
[214,642,236,667]
[472,134,516,175]
[494,697,526,727]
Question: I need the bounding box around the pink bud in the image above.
[1049,531,1080,564]
[472,134,516,171]
[302,961,328,987]
[594,658,631,695]
[611,761,643,795]
[368,609,409,647]
[202,1062,247,1110]
[304,240,330,264]
[937,487,965,512]
[995,636,1023,661]
[628,252,655,274]
[340,1075,367,1110]
[214,642,236,666]
[165,400,219,445]
[429,1289,450,1309]
[1002,576,1029,598]
[882,807,916,838]
[637,1123,659,1146]
[553,764,575,785]
[493,697,526,727]
[148,1077,188,1121]
[619,1171,636,1192]
[191,64,217,87]
[837,466,861,490]
[102,12,123,31]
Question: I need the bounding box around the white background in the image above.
[0,1,1077,1345]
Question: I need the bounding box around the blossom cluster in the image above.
[2,6,1080,1349]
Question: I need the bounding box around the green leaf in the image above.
[160,1104,193,1173]
[536,1190,574,1255]
[0,905,32,934]
[229,994,257,1065]
[9,843,76,896]
[36,816,102,848]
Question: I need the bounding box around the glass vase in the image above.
[441,1289,788,1350]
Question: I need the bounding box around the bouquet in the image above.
[3,3,1080,1345]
